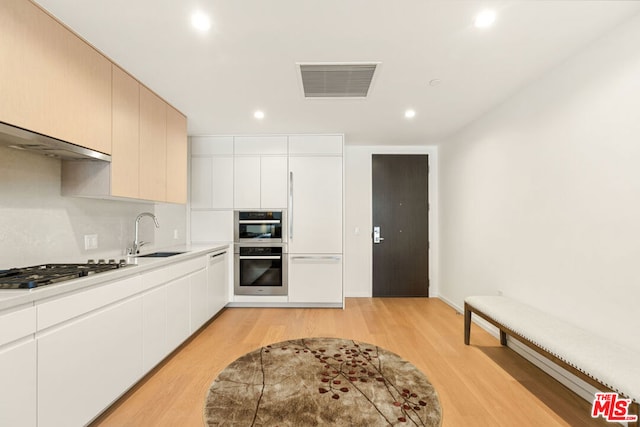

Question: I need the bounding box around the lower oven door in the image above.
[234,245,288,296]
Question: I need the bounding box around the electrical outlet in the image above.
[173,229,179,239]
[84,234,98,250]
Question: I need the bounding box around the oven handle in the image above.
[239,256,282,260]
[238,220,281,224]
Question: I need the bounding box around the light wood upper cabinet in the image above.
[0,0,112,154]
[166,105,188,204]
[111,65,140,199]
[139,86,167,202]
[2,0,188,203]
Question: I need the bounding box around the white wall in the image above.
[0,145,186,268]
[344,145,439,297]
[439,13,640,352]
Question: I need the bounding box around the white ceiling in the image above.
[33,1,640,145]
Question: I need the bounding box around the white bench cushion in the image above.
[465,295,640,403]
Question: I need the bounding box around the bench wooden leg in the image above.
[629,401,639,427]
[500,330,507,346]
[464,303,471,345]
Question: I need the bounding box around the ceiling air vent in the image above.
[299,62,379,98]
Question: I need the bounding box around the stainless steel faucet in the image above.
[128,212,159,255]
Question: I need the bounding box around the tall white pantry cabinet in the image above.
[288,136,343,304]
[190,134,344,306]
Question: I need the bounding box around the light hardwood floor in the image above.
[91,298,606,426]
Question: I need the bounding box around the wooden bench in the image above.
[464,296,639,426]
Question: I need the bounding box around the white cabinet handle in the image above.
[291,256,341,261]
[289,171,294,239]
[238,220,280,224]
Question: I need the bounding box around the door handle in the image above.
[289,171,294,240]
[373,226,384,244]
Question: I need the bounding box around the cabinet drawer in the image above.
[37,275,143,330]
[0,305,36,347]
[288,255,343,303]
[141,257,206,290]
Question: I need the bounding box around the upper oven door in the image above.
[234,211,285,243]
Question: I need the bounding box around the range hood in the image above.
[0,121,111,161]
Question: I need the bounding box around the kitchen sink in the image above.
[137,251,185,258]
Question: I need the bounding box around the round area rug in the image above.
[204,337,442,426]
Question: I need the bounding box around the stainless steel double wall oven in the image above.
[234,211,287,296]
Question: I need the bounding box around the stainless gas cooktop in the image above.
[0,260,130,289]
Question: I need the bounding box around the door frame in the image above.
[343,145,439,298]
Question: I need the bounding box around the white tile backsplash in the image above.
[0,145,186,269]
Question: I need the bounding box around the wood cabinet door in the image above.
[111,65,140,198]
[0,0,111,154]
[166,105,187,203]
[139,86,167,202]
[288,156,343,254]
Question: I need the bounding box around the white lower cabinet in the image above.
[288,255,343,304]
[207,250,228,317]
[166,275,191,350]
[0,340,36,427]
[31,250,228,426]
[190,268,209,332]
[0,304,36,427]
[37,296,143,427]
[142,285,167,371]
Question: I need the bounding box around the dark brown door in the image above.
[372,154,429,297]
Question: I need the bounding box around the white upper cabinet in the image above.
[233,136,288,209]
[234,136,287,155]
[191,136,234,155]
[234,156,261,209]
[289,135,343,155]
[288,156,343,254]
[191,136,234,209]
[260,156,288,208]
[191,156,234,209]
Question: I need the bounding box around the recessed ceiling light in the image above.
[191,11,211,32]
[404,109,416,119]
[474,10,496,29]
[254,110,265,120]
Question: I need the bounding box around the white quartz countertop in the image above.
[0,243,231,312]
